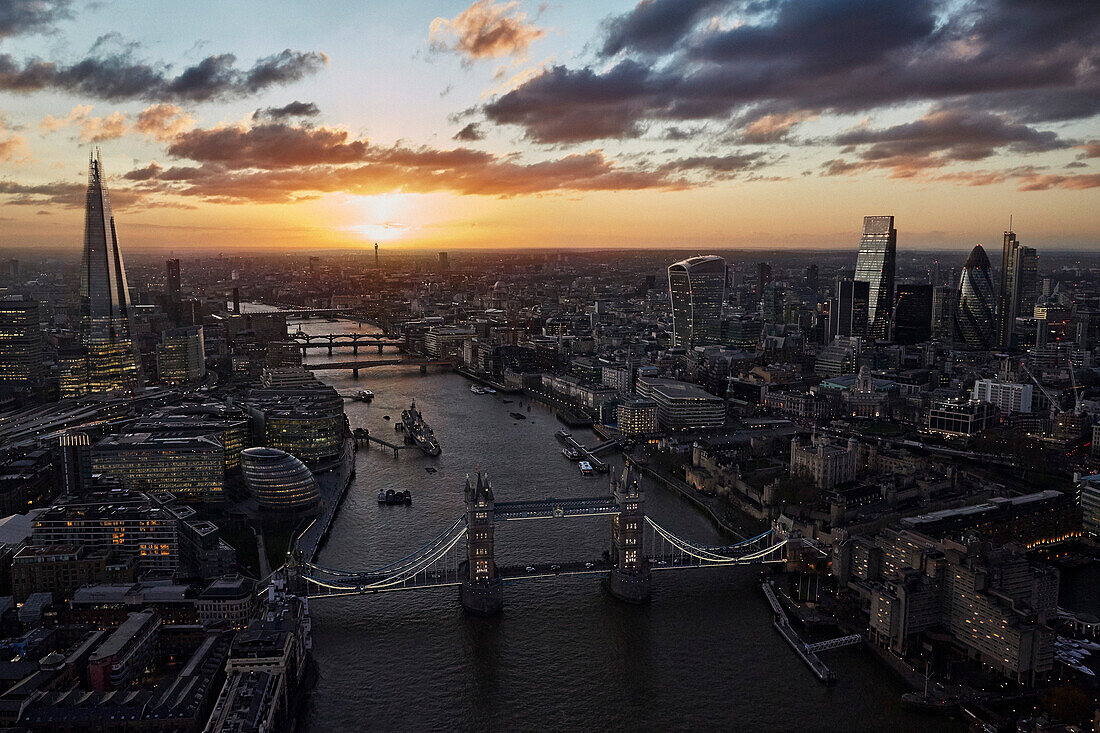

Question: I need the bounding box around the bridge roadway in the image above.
[308,358,452,371]
[307,549,785,597]
[494,496,620,520]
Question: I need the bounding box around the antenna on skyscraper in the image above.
[1009,214,1013,232]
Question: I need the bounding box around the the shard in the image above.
[80,152,140,394]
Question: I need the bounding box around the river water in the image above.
[291,317,957,732]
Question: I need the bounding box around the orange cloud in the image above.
[430,1,545,61]
[134,104,196,141]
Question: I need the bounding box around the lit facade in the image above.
[243,387,345,465]
[241,447,320,511]
[156,325,205,385]
[927,398,995,436]
[854,215,897,341]
[636,377,725,430]
[0,295,44,392]
[668,255,726,348]
[972,379,1033,413]
[91,432,226,503]
[616,399,658,436]
[31,491,179,572]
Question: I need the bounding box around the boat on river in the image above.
[510,412,526,420]
[401,401,442,456]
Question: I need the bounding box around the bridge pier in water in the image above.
[460,472,504,616]
[607,467,651,603]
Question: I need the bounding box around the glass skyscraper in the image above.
[854,215,897,341]
[956,244,996,350]
[668,255,726,348]
[80,153,140,394]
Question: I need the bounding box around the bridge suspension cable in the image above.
[644,517,786,564]
[306,516,466,577]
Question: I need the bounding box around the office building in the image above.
[10,544,135,602]
[854,215,897,340]
[156,325,205,385]
[814,336,861,378]
[0,295,44,393]
[616,399,658,436]
[997,230,1020,348]
[31,491,180,572]
[831,279,869,339]
[165,258,181,303]
[636,377,725,430]
[955,244,996,350]
[87,611,160,691]
[91,431,226,503]
[972,379,1033,413]
[80,154,141,394]
[668,255,727,347]
[926,397,995,436]
[242,387,345,464]
[1080,474,1100,543]
[931,285,956,342]
[997,231,1039,348]
[891,284,932,345]
[241,447,321,512]
[757,262,772,299]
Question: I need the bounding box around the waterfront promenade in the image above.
[295,435,356,564]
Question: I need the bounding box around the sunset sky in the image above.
[0,0,1097,253]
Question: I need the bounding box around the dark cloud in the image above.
[0,180,83,206]
[484,60,662,142]
[483,0,1100,145]
[0,47,327,102]
[601,0,723,57]
[253,100,322,121]
[453,122,484,141]
[0,0,70,39]
[831,107,1067,173]
[85,119,799,203]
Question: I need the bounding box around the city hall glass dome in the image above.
[241,447,320,511]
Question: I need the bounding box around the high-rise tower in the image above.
[668,255,726,348]
[997,230,1019,348]
[956,244,996,350]
[80,153,140,394]
[854,215,897,341]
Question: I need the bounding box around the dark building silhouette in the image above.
[892,284,933,345]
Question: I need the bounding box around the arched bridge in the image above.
[291,467,790,614]
[290,332,403,355]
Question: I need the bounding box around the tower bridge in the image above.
[291,468,790,614]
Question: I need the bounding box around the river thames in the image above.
[291,317,959,732]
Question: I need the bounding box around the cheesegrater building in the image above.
[854,216,897,341]
[80,152,141,394]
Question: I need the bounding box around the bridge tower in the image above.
[608,466,651,603]
[460,472,503,615]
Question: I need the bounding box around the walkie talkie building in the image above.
[668,255,726,348]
